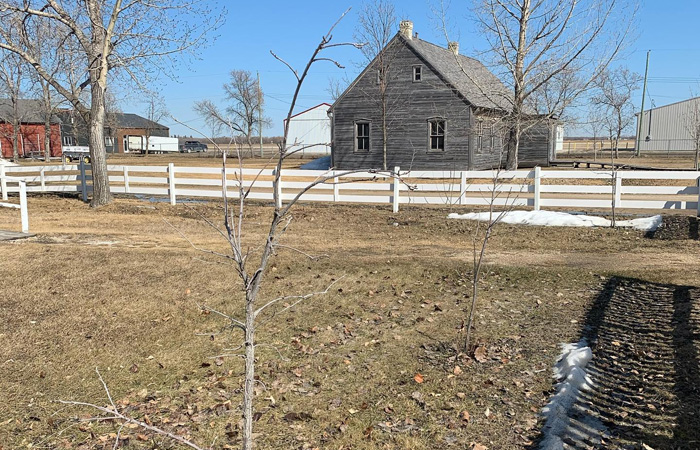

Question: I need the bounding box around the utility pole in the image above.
[635,50,650,157]
[258,71,263,158]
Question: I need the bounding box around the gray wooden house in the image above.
[330,21,552,171]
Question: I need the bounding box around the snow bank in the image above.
[300,155,331,170]
[539,341,596,450]
[0,158,18,167]
[448,210,662,232]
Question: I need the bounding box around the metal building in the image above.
[636,97,700,153]
[284,103,331,157]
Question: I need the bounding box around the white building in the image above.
[285,103,331,156]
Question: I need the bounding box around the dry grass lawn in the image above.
[0,194,699,449]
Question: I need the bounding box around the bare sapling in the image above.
[463,151,518,354]
[57,11,404,450]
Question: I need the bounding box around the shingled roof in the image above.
[0,99,61,124]
[403,36,513,111]
[112,113,168,130]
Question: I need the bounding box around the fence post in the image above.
[168,162,176,205]
[40,168,46,192]
[0,164,6,201]
[697,176,700,217]
[275,169,282,209]
[459,170,467,206]
[392,166,400,213]
[332,170,340,202]
[19,180,28,233]
[123,167,130,194]
[533,166,541,211]
[614,171,622,208]
[79,158,88,202]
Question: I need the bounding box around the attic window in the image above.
[428,118,445,151]
[413,65,422,82]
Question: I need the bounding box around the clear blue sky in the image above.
[136,0,700,138]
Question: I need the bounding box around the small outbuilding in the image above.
[284,103,332,157]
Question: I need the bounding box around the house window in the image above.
[105,136,114,147]
[413,65,422,82]
[476,120,484,153]
[428,119,445,151]
[355,121,370,152]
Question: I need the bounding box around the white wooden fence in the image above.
[1,163,699,216]
[0,165,29,233]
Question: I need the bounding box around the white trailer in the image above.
[127,136,179,154]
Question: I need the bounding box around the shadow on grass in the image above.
[530,277,700,449]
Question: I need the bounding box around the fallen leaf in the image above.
[471,443,488,450]
[460,410,470,422]
[474,346,488,363]
[453,366,463,376]
[414,373,424,383]
[129,364,139,373]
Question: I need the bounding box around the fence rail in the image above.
[2,163,700,216]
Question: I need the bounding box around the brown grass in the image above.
[0,195,698,449]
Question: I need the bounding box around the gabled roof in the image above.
[403,37,513,111]
[333,32,515,112]
[283,103,332,124]
[57,110,169,130]
[0,98,62,124]
[113,113,168,130]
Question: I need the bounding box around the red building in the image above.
[0,99,62,159]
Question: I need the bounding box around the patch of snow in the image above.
[300,155,331,170]
[539,340,604,450]
[0,158,18,167]
[448,210,662,232]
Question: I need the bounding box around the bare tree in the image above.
[0,1,224,206]
[327,75,350,102]
[354,0,398,170]
[194,70,269,158]
[142,93,168,156]
[0,17,30,162]
[684,97,700,171]
[592,67,641,158]
[470,0,636,169]
[58,12,392,450]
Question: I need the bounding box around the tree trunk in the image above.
[44,121,51,162]
[505,120,521,170]
[89,81,113,207]
[242,295,255,450]
[12,120,19,163]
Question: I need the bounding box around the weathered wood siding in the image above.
[519,123,551,167]
[332,41,472,171]
[331,37,550,170]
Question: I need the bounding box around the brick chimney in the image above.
[399,20,413,40]
[448,41,459,56]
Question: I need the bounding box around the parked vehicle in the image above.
[180,140,208,153]
[62,146,91,164]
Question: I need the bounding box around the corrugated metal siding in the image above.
[287,105,331,155]
[637,97,699,152]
